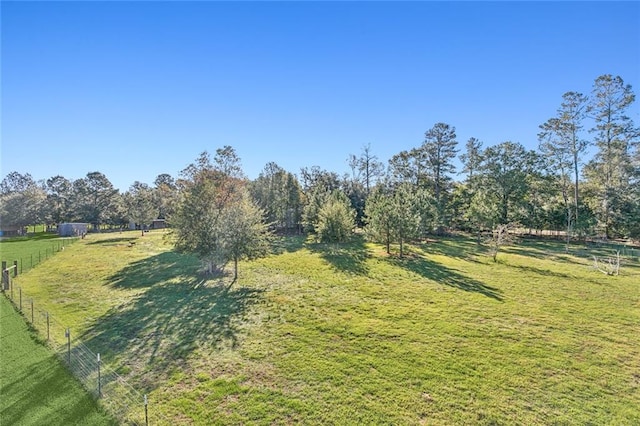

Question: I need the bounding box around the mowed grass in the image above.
[12,230,640,424]
[0,233,78,273]
[0,296,115,425]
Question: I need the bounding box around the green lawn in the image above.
[0,233,78,274]
[0,295,115,425]
[10,230,640,424]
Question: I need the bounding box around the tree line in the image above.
[1,74,638,269]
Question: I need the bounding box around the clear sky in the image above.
[2,1,639,191]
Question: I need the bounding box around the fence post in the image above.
[65,328,71,365]
[31,299,34,324]
[46,312,50,341]
[97,353,101,397]
[13,261,18,277]
[31,254,33,268]
[1,261,6,291]
[19,287,22,311]
[39,251,41,264]
[144,394,148,426]
[20,258,23,274]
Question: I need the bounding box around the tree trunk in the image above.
[234,257,238,281]
[385,227,390,254]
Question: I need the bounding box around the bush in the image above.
[315,192,355,243]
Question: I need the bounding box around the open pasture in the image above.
[0,233,78,275]
[9,230,640,425]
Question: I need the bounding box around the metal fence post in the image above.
[31,299,34,324]
[19,287,22,311]
[144,394,149,426]
[65,328,71,365]
[47,312,50,341]
[13,261,17,277]
[97,353,101,397]
[1,261,6,291]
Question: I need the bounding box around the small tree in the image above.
[592,251,621,276]
[315,192,355,243]
[365,187,395,254]
[365,183,427,257]
[487,223,516,262]
[220,192,273,280]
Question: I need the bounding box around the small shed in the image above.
[151,219,166,229]
[0,225,23,237]
[58,223,88,237]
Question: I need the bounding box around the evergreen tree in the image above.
[315,191,356,243]
[585,74,638,237]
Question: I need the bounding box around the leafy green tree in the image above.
[300,166,341,232]
[250,162,303,231]
[364,186,395,253]
[387,123,457,231]
[315,191,356,243]
[219,191,272,280]
[44,175,74,226]
[466,190,500,234]
[521,151,553,234]
[456,138,484,231]
[172,151,241,274]
[172,149,271,279]
[539,91,588,236]
[584,74,638,238]
[472,142,532,226]
[365,183,428,257]
[0,172,46,232]
[124,181,157,235]
[72,172,119,230]
[153,173,178,220]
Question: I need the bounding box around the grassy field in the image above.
[9,230,640,424]
[0,295,115,425]
[0,233,78,274]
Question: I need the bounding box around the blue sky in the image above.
[2,1,639,191]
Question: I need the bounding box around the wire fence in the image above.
[0,236,81,276]
[1,277,171,425]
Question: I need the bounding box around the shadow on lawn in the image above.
[270,234,307,254]
[415,236,484,262]
[107,251,201,289]
[87,237,137,246]
[307,234,370,276]
[387,255,503,301]
[508,263,576,279]
[83,254,264,391]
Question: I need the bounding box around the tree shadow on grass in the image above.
[107,251,201,289]
[306,234,371,276]
[386,255,503,301]
[270,234,307,255]
[508,263,577,280]
[87,237,137,246]
[415,236,485,262]
[82,278,264,392]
